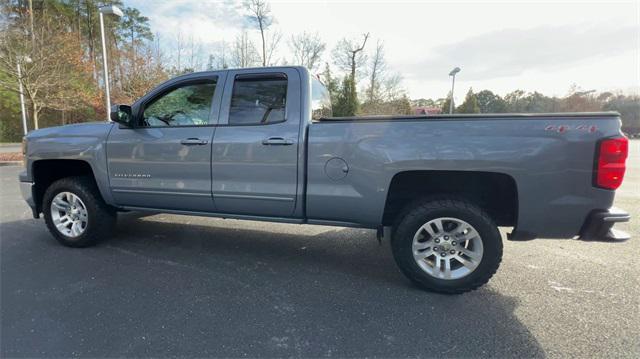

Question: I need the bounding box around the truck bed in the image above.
[306,112,623,239]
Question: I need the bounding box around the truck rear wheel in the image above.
[43,177,116,247]
[391,198,502,294]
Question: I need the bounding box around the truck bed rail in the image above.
[318,111,620,122]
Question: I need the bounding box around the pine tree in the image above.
[320,62,339,106]
[457,88,481,114]
[333,76,359,116]
[441,96,453,114]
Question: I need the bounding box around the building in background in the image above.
[414,106,442,115]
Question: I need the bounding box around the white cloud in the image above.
[404,24,638,81]
[137,0,246,44]
[129,0,640,99]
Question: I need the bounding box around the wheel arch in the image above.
[31,159,108,214]
[382,170,519,228]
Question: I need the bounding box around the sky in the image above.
[133,0,640,102]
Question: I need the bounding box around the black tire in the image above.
[391,198,503,294]
[43,176,116,247]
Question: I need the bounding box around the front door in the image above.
[211,69,301,217]
[106,74,222,212]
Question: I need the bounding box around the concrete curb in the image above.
[0,162,22,167]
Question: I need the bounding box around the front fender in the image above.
[24,122,116,206]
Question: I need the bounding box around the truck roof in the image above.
[170,66,310,80]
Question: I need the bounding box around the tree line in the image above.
[426,87,638,135]
[1,0,165,139]
[0,0,637,142]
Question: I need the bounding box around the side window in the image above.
[311,76,332,120]
[142,81,216,127]
[228,75,287,125]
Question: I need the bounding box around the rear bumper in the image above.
[580,207,630,241]
[19,181,39,219]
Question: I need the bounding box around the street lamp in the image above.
[17,56,32,135]
[448,67,461,114]
[98,5,123,121]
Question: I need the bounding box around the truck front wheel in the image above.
[43,176,116,247]
[391,198,503,294]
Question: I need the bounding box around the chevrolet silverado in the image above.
[19,66,631,293]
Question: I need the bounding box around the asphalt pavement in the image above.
[1,141,638,358]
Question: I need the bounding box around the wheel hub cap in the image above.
[50,192,88,238]
[412,217,484,280]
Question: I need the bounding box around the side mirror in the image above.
[110,104,133,127]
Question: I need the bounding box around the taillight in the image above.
[595,137,628,190]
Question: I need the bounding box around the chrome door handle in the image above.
[262,137,293,146]
[181,138,208,145]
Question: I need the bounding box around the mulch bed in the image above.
[0,152,23,162]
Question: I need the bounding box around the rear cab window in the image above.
[228,74,288,125]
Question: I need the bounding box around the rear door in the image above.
[211,68,301,217]
[106,73,224,212]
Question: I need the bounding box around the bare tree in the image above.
[366,40,386,103]
[332,32,369,82]
[187,34,203,71]
[360,40,410,115]
[153,32,164,66]
[382,73,405,101]
[175,31,185,72]
[208,40,229,70]
[264,29,282,66]
[289,31,326,71]
[120,44,169,101]
[82,0,98,81]
[27,0,35,46]
[244,0,275,67]
[231,30,260,68]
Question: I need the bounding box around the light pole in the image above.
[98,5,123,121]
[448,67,461,114]
[17,56,32,135]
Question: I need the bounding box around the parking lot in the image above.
[1,141,638,358]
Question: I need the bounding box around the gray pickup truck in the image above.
[19,66,630,293]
